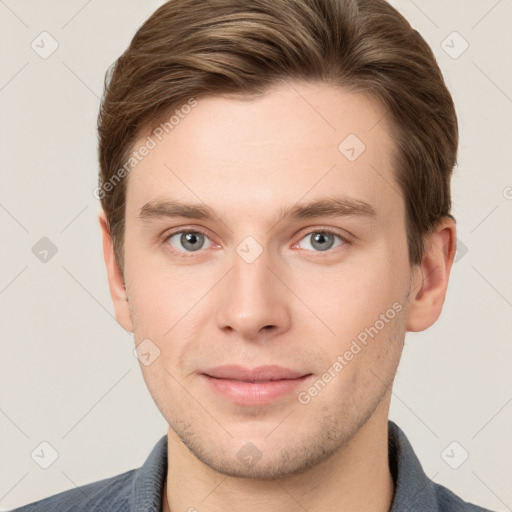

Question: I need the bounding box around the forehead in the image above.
[124,81,400,222]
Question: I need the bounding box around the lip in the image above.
[203,365,308,381]
[201,365,313,405]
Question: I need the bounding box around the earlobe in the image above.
[98,210,134,333]
[406,217,457,332]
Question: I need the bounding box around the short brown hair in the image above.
[97,0,458,275]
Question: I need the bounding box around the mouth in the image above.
[201,365,313,405]
[202,364,309,381]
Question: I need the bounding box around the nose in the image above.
[215,246,291,341]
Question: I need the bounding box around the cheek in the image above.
[127,280,171,339]
[299,256,406,345]
[126,256,221,380]
[124,243,208,337]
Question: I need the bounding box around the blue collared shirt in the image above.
[11,421,495,511]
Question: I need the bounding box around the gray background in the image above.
[1,0,511,510]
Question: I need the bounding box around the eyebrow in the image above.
[138,196,377,225]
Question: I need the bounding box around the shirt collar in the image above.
[388,420,440,511]
[129,433,168,511]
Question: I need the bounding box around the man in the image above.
[13,0,496,510]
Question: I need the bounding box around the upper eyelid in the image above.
[163,227,213,243]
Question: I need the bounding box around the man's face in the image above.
[120,81,413,478]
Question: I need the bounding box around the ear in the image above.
[406,216,457,332]
[98,209,134,332]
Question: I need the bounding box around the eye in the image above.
[296,229,346,252]
[166,230,212,252]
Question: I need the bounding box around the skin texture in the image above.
[99,81,456,512]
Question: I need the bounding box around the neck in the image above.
[162,411,394,512]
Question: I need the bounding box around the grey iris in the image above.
[181,232,204,251]
[311,232,335,251]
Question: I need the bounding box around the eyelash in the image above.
[160,227,349,257]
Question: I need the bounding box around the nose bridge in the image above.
[231,246,270,294]
[215,241,290,339]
